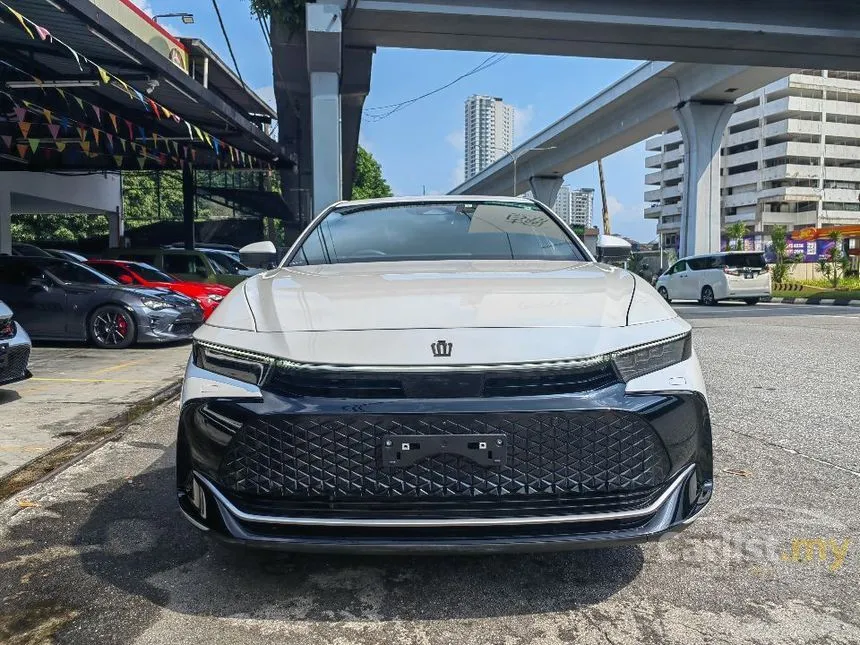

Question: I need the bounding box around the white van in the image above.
[656,252,771,305]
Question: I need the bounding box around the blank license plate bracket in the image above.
[382,434,507,468]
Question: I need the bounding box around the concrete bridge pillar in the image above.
[675,101,735,257]
[0,189,10,255]
[528,176,564,209]
[107,207,124,249]
[307,2,344,216]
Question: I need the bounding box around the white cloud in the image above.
[445,129,464,153]
[130,0,153,15]
[450,158,465,188]
[513,104,535,143]
[606,195,625,217]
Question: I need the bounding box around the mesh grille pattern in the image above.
[219,411,670,501]
[0,345,30,384]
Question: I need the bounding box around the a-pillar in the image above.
[182,164,195,250]
[675,101,735,257]
[307,2,343,216]
[528,175,564,208]
[0,188,10,255]
[107,206,124,248]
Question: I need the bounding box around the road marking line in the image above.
[89,358,148,375]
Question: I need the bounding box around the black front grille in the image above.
[218,411,671,509]
[265,362,620,399]
[0,319,14,340]
[170,322,201,336]
[0,344,30,384]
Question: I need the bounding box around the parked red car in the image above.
[86,259,230,319]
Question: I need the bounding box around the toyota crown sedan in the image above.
[177,196,713,552]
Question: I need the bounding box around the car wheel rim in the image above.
[659,288,668,300]
[93,312,128,345]
[703,289,714,305]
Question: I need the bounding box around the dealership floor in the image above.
[0,343,191,478]
[0,303,858,644]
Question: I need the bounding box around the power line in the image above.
[211,0,246,90]
[363,53,509,122]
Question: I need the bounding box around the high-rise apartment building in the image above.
[525,184,595,228]
[464,95,515,180]
[645,70,860,250]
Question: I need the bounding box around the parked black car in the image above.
[0,256,204,349]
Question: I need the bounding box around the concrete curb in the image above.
[770,296,860,307]
[0,379,182,502]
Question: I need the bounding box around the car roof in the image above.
[330,195,538,208]
[678,251,765,261]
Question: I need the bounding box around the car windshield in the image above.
[289,201,586,265]
[205,251,247,274]
[722,253,766,269]
[46,261,118,285]
[130,262,176,283]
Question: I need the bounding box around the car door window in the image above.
[92,264,133,283]
[290,230,328,266]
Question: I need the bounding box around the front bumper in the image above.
[136,307,204,343]
[0,324,32,387]
[176,373,713,553]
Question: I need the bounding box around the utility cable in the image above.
[211,0,246,90]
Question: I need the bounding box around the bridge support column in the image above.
[675,101,734,257]
[528,176,564,208]
[0,189,10,256]
[107,207,124,249]
[307,2,343,216]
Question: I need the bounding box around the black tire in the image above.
[658,286,671,303]
[89,305,136,349]
[701,286,717,306]
[744,298,760,305]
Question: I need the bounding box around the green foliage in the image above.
[351,146,393,200]
[11,213,108,243]
[769,225,803,284]
[247,0,306,32]
[725,221,748,251]
[817,230,851,289]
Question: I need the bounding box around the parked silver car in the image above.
[0,299,32,386]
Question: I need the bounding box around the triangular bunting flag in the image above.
[152,132,159,148]
[1,135,11,149]
[162,107,173,119]
[106,133,113,149]
[109,113,118,132]
[114,155,123,167]
[77,126,87,142]
[13,107,26,123]
[185,122,193,141]
[60,116,70,132]
[96,66,110,85]
[125,120,134,140]
[16,144,28,159]
[36,25,51,41]
[64,43,83,71]
[203,132,212,147]
[92,129,101,145]
[118,139,126,152]
[137,126,146,142]
[28,139,40,153]
[149,100,161,118]
[80,141,90,153]
[119,79,132,99]
[56,88,67,103]
[92,105,101,123]
[193,125,204,141]
[47,124,60,140]
[18,121,31,138]
[137,156,146,169]
[9,8,35,39]
[56,141,67,153]
[212,138,220,154]
[75,96,84,112]
[134,89,147,105]
[42,109,53,124]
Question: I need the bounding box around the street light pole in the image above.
[488,145,557,196]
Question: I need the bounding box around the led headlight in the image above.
[611,333,692,382]
[141,296,170,310]
[208,294,224,302]
[192,341,274,385]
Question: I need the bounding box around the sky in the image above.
[134,1,655,242]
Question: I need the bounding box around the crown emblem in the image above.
[430,339,453,358]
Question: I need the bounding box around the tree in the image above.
[725,221,747,251]
[351,146,393,200]
[769,225,802,284]
[817,230,850,289]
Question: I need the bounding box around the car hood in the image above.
[240,260,636,332]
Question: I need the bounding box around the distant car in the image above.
[656,252,771,305]
[0,257,204,349]
[0,299,31,386]
[101,248,245,288]
[86,259,230,319]
[47,249,88,262]
[11,243,52,257]
[200,249,262,277]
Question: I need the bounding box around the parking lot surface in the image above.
[0,343,191,478]
[0,303,858,644]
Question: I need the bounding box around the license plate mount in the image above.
[381,434,507,468]
[0,343,7,369]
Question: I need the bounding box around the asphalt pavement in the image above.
[0,302,858,645]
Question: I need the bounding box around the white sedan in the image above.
[176,196,713,553]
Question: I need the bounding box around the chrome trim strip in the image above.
[271,354,613,373]
[196,464,695,528]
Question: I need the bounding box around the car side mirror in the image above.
[28,277,50,291]
[117,274,134,285]
[240,241,278,269]
[596,235,633,264]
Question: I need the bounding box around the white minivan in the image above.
[656,252,771,305]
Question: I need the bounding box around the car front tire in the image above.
[700,286,717,306]
[658,286,671,303]
[89,305,136,349]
